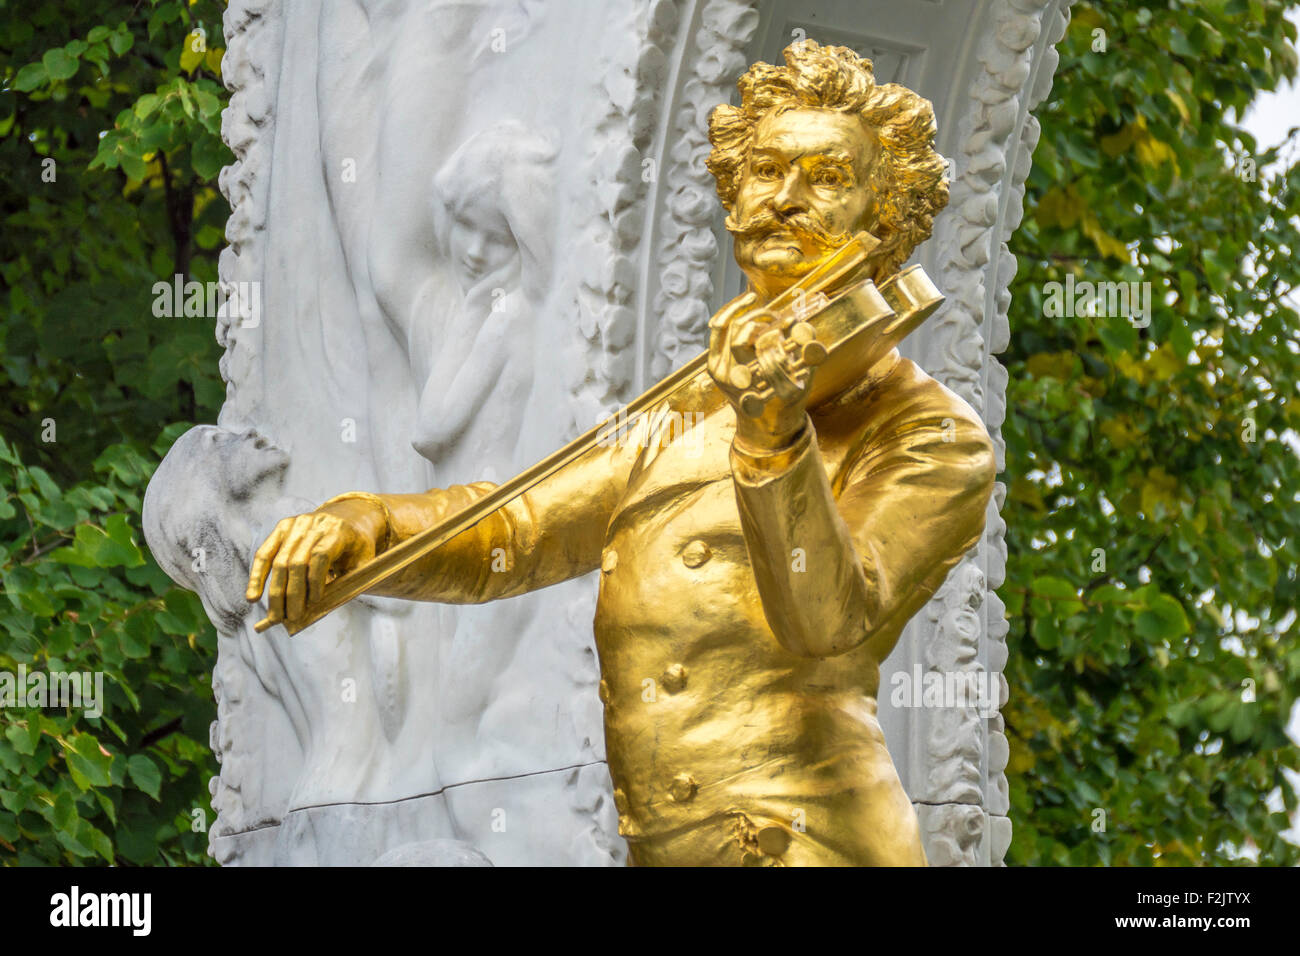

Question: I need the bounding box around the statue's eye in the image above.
[812,168,847,187]
[753,161,782,180]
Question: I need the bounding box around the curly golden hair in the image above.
[707,41,949,278]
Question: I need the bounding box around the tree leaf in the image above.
[13,62,47,92]
[41,48,78,82]
[1135,594,1189,641]
[65,734,113,790]
[127,754,162,800]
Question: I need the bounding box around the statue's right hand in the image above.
[245,500,383,629]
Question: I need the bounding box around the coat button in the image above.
[601,548,618,573]
[681,539,711,568]
[757,825,791,856]
[668,773,697,802]
[661,663,687,694]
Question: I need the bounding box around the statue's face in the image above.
[447,195,518,291]
[729,108,879,299]
[199,424,288,500]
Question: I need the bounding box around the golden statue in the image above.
[246,41,995,866]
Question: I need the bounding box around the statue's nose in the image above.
[774,170,809,217]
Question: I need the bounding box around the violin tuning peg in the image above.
[801,340,829,366]
[789,321,816,345]
[788,321,826,366]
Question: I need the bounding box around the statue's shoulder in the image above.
[818,352,980,426]
[812,351,992,479]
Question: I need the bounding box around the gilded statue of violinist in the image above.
[246,41,995,866]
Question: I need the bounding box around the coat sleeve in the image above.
[730,355,996,660]
[360,414,649,605]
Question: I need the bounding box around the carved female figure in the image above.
[411,122,556,483]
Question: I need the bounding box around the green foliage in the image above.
[2,0,230,484]
[0,432,215,864]
[1004,0,1300,864]
[1,0,230,864]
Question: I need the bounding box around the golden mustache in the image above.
[725,207,849,248]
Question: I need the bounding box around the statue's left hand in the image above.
[707,292,813,453]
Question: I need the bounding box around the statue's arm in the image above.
[732,359,995,660]
[359,423,639,605]
[249,400,649,627]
